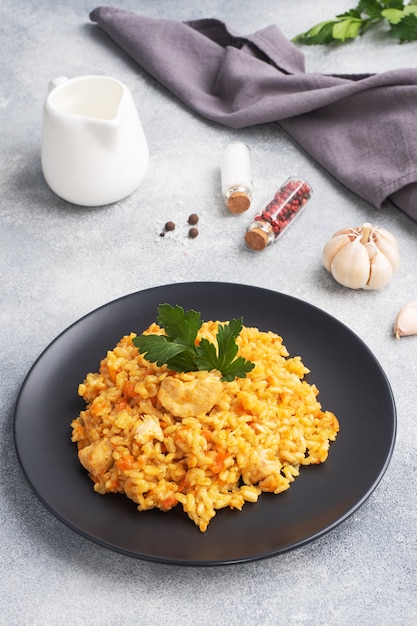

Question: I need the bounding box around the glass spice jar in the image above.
[244,177,312,251]
[221,141,253,214]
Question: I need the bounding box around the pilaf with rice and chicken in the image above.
[71,319,339,532]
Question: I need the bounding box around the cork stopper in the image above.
[244,227,269,251]
[227,191,251,214]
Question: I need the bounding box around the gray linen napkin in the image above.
[90,7,417,222]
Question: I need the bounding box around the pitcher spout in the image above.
[47,75,125,122]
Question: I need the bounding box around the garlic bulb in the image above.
[394,302,417,338]
[322,222,400,290]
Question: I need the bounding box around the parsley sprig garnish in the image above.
[293,0,417,45]
[132,304,255,382]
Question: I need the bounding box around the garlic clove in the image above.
[322,233,353,272]
[365,242,394,290]
[375,226,398,246]
[372,229,400,272]
[330,239,370,289]
[331,226,358,238]
[394,301,417,338]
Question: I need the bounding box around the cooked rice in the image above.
[71,321,339,532]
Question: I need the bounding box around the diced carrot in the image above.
[177,476,188,492]
[212,449,227,473]
[175,425,191,441]
[116,455,134,471]
[160,494,177,510]
[116,398,128,412]
[108,366,122,383]
[123,381,137,399]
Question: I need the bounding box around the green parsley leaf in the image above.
[157,303,202,344]
[382,7,408,22]
[332,16,364,40]
[293,0,417,45]
[132,304,255,382]
[405,3,417,13]
[293,20,340,45]
[133,334,189,368]
[193,337,219,372]
[164,349,201,373]
[384,0,408,9]
[212,318,242,371]
[356,0,381,18]
[220,357,256,383]
[389,12,417,40]
[194,318,255,382]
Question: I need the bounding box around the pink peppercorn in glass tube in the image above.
[244,177,312,251]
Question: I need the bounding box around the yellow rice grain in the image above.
[71,322,339,532]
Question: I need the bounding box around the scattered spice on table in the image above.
[159,216,200,239]
[160,220,176,237]
[188,213,199,225]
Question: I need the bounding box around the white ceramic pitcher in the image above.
[41,75,149,206]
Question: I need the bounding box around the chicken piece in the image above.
[245,448,283,484]
[78,439,113,475]
[157,373,223,418]
[134,414,164,444]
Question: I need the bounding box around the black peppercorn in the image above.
[188,213,199,225]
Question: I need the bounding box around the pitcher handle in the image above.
[48,76,68,93]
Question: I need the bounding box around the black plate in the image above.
[14,282,396,565]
